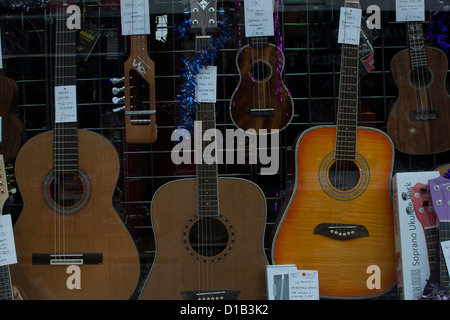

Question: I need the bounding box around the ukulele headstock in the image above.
[411,182,438,228]
[428,176,450,223]
[189,0,218,35]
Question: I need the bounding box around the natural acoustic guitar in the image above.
[229,8,293,132]
[387,21,450,154]
[0,75,26,164]
[272,0,396,299]
[9,1,140,299]
[139,0,267,300]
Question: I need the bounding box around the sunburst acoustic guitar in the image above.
[271,0,396,299]
[387,20,450,154]
[9,0,140,299]
[229,1,293,132]
[139,0,267,300]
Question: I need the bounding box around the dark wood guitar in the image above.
[271,0,396,299]
[139,1,267,300]
[0,75,26,164]
[121,35,157,144]
[9,1,140,299]
[387,21,450,154]
[229,9,293,132]
[428,175,450,296]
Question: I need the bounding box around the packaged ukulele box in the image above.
[392,171,440,300]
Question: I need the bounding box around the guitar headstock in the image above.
[412,182,438,228]
[189,0,218,35]
[429,176,450,222]
[0,155,10,214]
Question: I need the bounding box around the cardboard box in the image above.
[392,171,440,300]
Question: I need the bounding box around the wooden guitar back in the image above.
[272,126,396,298]
[139,178,267,300]
[0,76,26,163]
[387,47,450,154]
[10,130,140,299]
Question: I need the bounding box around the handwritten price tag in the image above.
[195,66,217,103]
[55,85,77,123]
[338,7,362,45]
[244,0,274,37]
[0,215,17,267]
[289,270,319,300]
[120,0,150,36]
[395,0,425,22]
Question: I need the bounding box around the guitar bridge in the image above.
[250,108,274,117]
[32,253,103,265]
[181,290,240,300]
[314,223,369,240]
[409,109,440,121]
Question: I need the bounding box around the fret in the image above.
[0,266,13,300]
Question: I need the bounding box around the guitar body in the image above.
[387,47,450,154]
[0,76,26,163]
[272,126,396,298]
[139,178,267,300]
[230,43,293,132]
[10,130,140,300]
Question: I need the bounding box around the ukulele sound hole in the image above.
[49,172,85,207]
[185,216,234,262]
[251,60,272,82]
[328,160,360,191]
[409,66,433,88]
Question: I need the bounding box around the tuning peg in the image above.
[112,87,125,95]
[110,77,124,85]
[112,96,125,104]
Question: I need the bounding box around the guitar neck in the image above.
[424,226,441,279]
[0,266,13,300]
[406,21,428,68]
[438,221,450,289]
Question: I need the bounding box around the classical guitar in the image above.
[0,75,26,164]
[387,20,450,154]
[9,1,140,299]
[271,0,396,299]
[428,174,450,296]
[139,0,267,300]
[229,3,293,132]
[411,182,441,295]
[112,34,157,144]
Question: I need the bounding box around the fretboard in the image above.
[407,21,428,68]
[438,221,450,289]
[0,266,13,300]
[335,0,360,161]
[195,35,219,218]
[53,4,78,174]
[424,226,441,280]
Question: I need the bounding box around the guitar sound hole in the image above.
[188,217,229,258]
[251,61,271,82]
[49,172,85,207]
[328,160,360,191]
[409,66,432,88]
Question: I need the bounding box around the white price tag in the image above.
[244,0,274,37]
[338,7,362,45]
[395,0,425,22]
[441,240,450,275]
[289,270,319,300]
[55,85,77,123]
[195,66,217,103]
[0,215,17,267]
[120,0,151,36]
